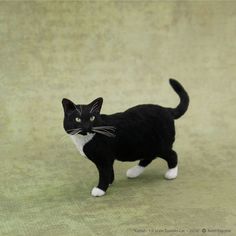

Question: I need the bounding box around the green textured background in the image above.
[0,1,236,236]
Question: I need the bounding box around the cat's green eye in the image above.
[75,117,81,123]
[90,116,95,122]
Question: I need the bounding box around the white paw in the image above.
[126,165,145,178]
[164,166,178,180]
[91,187,105,197]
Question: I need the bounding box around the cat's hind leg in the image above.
[126,159,152,178]
[161,150,178,180]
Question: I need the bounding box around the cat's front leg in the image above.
[109,166,114,185]
[91,163,113,197]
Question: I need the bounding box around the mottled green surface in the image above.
[0,1,236,236]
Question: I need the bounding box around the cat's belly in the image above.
[115,155,142,162]
[70,133,95,157]
[115,149,158,162]
[114,140,164,162]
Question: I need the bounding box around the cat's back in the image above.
[125,104,164,113]
[103,104,174,138]
[102,104,173,126]
[124,104,171,121]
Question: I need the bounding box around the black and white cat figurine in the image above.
[62,79,189,197]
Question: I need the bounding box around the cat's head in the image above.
[62,97,104,136]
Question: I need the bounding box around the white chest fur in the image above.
[70,133,95,157]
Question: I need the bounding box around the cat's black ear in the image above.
[62,98,75,114]
[89,97,103,113]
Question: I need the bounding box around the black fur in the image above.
[62,79,189,193]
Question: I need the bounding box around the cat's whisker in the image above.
[60,127,83,143]
[93,126,116,129]
[66,128,82,134]
[70,129,82,135]
[93,126,116,131]
[59,128,82,137]
[72,131,82,135]
[93,129,116,133]
[92,127,116,135]
[66,128,81,132]
[60,132,77,143]
[93,130,115,135]
[60,130,83,143]
[59,133,70,142]
[92,129,116,138]
[92,127,116,133]
[93,129,116,135]
[93,131,115,138]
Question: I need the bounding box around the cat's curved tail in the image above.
[169,79,189,119]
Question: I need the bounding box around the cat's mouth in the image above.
[80,131,93,136]
[66,126,116,137]
[65,128,84,135]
